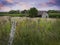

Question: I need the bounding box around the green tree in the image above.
[9,10,20,14]
[21,10,27,14]
[21,10,29,17]
[29,7,38,17]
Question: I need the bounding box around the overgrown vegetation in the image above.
[0,18,11,45]
[12,18,60,45]
[0,17,60,45]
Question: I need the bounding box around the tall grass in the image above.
[12,18,60,45]
[0,17,60,45]
[0,18,11,45]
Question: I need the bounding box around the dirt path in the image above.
[8,18,16,45]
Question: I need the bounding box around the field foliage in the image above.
[0,17,60,45]
[0,17,11,45]
[13,18,60,45]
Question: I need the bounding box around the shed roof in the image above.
[38,11,47,15]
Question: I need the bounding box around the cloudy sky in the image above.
[0,0,60,12]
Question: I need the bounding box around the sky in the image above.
[0,0,60,12]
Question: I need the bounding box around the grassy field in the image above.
[0,14,26,17]
[13,17,60,45]
[0,17,60,45]
[49,13,60,18]
[0,16,11,45]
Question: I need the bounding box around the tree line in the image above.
[0,7,60,17]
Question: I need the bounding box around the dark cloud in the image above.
[0,0,60,11]
[0,0,14,6]
[0,0,14,11]
[47,0,60,7]
[55,0,60,6]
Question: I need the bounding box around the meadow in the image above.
[0,17,60,45]
[0,16,11,45]
[13,18,60,45]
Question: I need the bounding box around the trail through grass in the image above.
[0,17,60,45]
